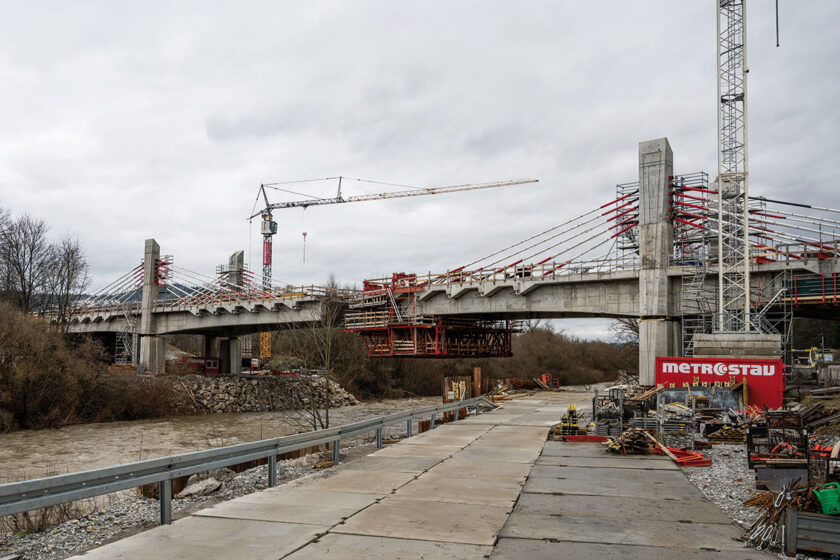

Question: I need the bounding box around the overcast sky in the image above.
[1,2,838,339]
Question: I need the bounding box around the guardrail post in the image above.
[159,480,172,525]
[406,419,413,437]
[430,413,436,429]
[376,428,383,449]
[332,439,340,464]
[268,455,277,487]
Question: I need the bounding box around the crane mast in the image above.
[716,0,751,332]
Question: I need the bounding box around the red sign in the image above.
[263,240,271,266]
[655,356,784,409]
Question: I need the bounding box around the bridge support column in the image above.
[203,335,217,358]
[638,138,678,385]
[139,239,166,374]
[132,333,140,366]
[228,251,244,288]
[230,338,242,373]
[220,336,241,374]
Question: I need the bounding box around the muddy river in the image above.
[0,397,440,483]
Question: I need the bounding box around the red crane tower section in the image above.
[345,273,520,358]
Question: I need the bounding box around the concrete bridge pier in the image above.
[139,239,166,374]
[203,335,218,359]
[219,336,242,374]
[227,251,244,288]
[638,138,678,385]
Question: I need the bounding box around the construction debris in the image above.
[741,478,815,551]
[603,428,711,467]
[707,425,746,444]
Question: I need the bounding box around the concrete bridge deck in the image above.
[67,394,762,559]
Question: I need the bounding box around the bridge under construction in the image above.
[61,137,840,384]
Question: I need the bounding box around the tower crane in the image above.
[716,0,751,333]
[249,177,537,289]
[249,176,537,361]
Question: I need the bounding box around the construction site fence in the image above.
[0,396,493,526]
[786,272,840,306]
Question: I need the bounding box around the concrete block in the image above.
[505,413,563,426]
[343,455,443,473]
[487,425,551,438]
[66,516,326,560]
[333,496,510,546]
[536,455,678,470]
[430,458,532,482]
[540,441,611,458]
[454,444,542,463]
[259,487,383,509]
[304,470,416,494]
[528,465,688,483]
[512,492,730,524]
[394,471,522,507]
[403,433,483,447]
[491,538,767,559]
[523,475,706,501]
[194,499,356,526]
[369,444,462,459]
[499,513,749,552]
[284,534,492,560]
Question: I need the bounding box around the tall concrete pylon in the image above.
[228,250,244,288]
[638,138,678,384]
[139,238,166,373]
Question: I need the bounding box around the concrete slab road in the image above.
[491,439,767,560]
[66,392,762,559]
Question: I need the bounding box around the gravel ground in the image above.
[682,444,762,530]
[0,441,379,560]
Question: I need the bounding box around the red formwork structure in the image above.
[345,273,519,358]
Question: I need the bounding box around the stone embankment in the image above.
[171,374,359,414]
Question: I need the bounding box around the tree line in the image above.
[0,207,89,323]
[0,205,171,432]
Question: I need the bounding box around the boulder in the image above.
[176,477,221,498]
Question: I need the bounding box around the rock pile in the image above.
[172,374,359,414]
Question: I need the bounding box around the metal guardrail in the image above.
[0,397,492,525]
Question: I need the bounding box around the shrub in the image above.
[0,302,172,432]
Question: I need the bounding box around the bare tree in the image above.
[0,207,10,301]
[0,215,53,313]
[46,235,89,328]
[610,318,639,382]
[278,273,347,431]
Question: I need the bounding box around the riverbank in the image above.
[0,396,439,485]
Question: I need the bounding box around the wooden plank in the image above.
[473,367,482,398]
[641,430,679,462]
[785,509,797,557]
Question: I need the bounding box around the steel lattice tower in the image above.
[716,0,751,332]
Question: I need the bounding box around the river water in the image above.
[0,397,440,484]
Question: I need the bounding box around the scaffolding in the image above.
[672,172,716,356]
[114,307,136,365]
[346,273,521,358]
